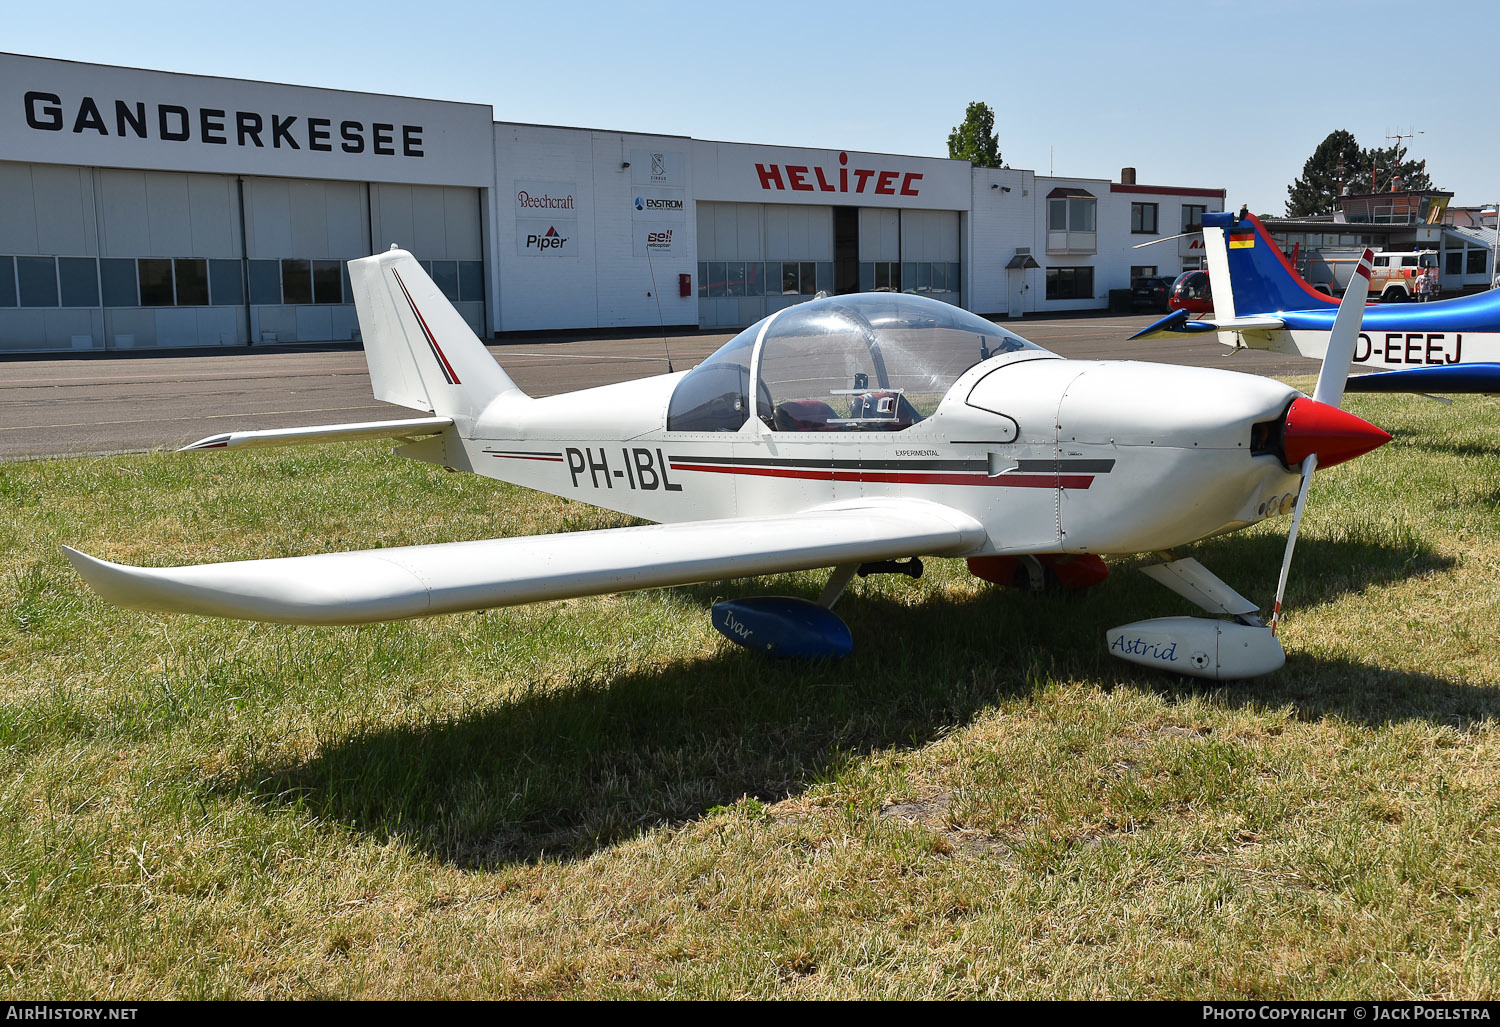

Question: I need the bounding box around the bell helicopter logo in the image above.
[525,226,568,252]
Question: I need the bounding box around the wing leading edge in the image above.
[65,498,986,625]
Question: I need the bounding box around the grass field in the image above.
[2,380,1499,998]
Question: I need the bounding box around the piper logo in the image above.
[525,226,568,252]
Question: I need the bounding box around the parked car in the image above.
[1130,275,1174,313]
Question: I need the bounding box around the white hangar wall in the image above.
[492,122,696,332]
[1,52,1227,349]
[689,140,968,329]
[0,53,494,352]
[965,167,1039,317]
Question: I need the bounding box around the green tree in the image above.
[947,101,1004,168]
[1358,139,1434,194]
[1286,130,1362,217]
[1287,131,1441,216]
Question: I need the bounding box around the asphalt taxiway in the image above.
[0,313,1321,460]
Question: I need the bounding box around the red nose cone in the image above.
[1283,397,1392,470]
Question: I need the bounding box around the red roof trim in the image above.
[1109,184,1226,198]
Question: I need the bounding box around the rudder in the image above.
[348,247,526,421]
[1202,210,1338,317]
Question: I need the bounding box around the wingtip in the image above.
[178,434,232,451]
[61,544,113,585]
[1129,308,1191,341]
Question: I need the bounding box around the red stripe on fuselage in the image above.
[669,462,1095,489]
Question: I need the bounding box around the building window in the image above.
[281,260,312,305]
[458,261,484,302]
[0,257,15,307]
[312,260,345,304]
[1131,203,1159,234]
[1046,192,1097,254]
[209,260,244,306]
[248,261,281,304]
[17,257,59,307]
[696,260,829,300]
[1182,205,1207,232]
[138,259,174,306]
[725,261,746,297]
[1130,265,1157,279]
[1048,196,1096,233]
[1046,266,1094,300]
[859,261,899,293]
[175,259,209,306]
[1445,250,1464,276]
[100,260,136,306]
[58,258,99,307]
[1467,249,1488,276]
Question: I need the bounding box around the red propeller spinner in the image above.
[1281,397,1392,470]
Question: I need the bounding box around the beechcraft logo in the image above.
[525,226,569,252]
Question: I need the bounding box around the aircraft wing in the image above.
[1129,309,1286,341]
[64,498,986,625]
[179,416,452,451]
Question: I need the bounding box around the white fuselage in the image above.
[437,354,1306,558]
[1244,327,1500,371]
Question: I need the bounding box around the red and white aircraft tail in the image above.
[181,249,525,452]
[350,247,527,421]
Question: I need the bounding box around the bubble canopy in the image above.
[666,294,1046,433]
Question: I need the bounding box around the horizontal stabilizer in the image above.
[1344,363,1500,395]
[179,416,453,451]
[1130,312,1286,341]
[64,498,986,625]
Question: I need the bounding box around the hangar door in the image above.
[697,202,833,329]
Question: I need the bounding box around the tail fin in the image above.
[1202,210,1339,317]
[348,248,527,420]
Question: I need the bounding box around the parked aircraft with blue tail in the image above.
[1132,208,1500,394]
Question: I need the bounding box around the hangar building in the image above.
[1,52,1223,353]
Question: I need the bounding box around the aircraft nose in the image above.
[1281,398,1391,470]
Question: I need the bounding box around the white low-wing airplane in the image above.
[65,247,1391,679]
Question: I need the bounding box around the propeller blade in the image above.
[1312,248,1373,409]
[1131,231,1197,249]
[1268,454,1317,636]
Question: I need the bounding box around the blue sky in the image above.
[10,0,1491,215]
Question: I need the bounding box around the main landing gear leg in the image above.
[818,563,860,609]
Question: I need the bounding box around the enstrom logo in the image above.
[525,226,568,251]
[635,196,684,212]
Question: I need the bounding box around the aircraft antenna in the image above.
[644,241,674,373]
